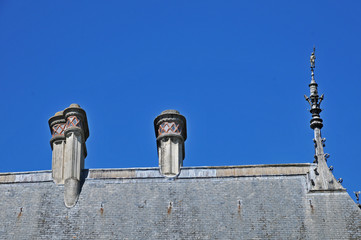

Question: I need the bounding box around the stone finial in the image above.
[355,191,360,202]
[154,110,187,178]
[48,104,89,208]
[355,191,361,209]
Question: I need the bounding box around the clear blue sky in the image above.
[0,1,360,201]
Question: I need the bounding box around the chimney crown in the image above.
[154,110,187,141]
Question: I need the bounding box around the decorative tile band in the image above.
[158,122,182,136]
[52,123,66,137]
[51,116,82,137]
[66,116,81,128]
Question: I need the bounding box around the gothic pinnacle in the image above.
[304,47,344,192]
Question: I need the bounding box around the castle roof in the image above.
[1,164,360,239]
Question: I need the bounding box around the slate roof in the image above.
[1,164,360,239]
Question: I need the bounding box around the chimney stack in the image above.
[48,104,89,207]
[154,110,187,178]
[49,111,66,184]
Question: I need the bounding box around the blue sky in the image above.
[0,1,360,201]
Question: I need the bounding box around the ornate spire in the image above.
[304,47,344,192]
[310,47,316,82]
[304,47,324,130]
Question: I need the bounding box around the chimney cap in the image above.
[55,111,63,116]
[69,103,81,108]
[161,109,179,114]
[63,104,89,140]
[48,111,66,127]
[154,109,187,141]
[49,104,89,140]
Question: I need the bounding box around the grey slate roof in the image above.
[0,164,360,239]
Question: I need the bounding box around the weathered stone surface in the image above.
[0,165,360,239]
[63,131,84,182]
[158,138,183,177]
[0,164,313,183]
[0,171,52,183]
[52,140,65,184]
[64,177,81,208]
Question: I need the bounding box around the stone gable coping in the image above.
[0,163,313,184]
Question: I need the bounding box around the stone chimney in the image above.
[48,104,89,207]
[48,111,66,184]
[154,110,187,178]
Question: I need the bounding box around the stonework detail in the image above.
[66,116,81,128]
[50,116,82,137]
[158,122,182,136]
[51,123,66,137]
